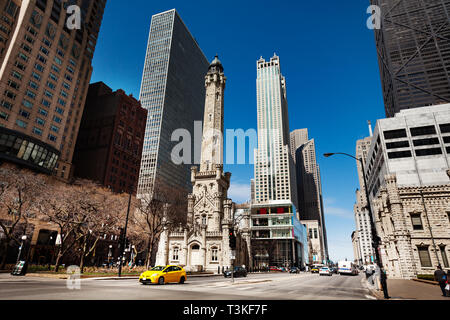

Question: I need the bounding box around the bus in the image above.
[338,261,358,275]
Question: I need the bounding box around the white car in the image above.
[319,267,332,276]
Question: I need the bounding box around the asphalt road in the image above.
[0,272,375,300]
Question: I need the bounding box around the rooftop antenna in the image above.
[368,121,373,137]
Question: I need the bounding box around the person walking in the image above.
[434,266,447,297]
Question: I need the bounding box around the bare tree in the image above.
[131,180,187,268]
[0,164,46,269]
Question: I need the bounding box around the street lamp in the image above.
[16,235,27,264]
[118,185,133,277]
[324,152,390,299]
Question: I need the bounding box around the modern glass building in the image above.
[137,9,209,197]
[371,0,450,117]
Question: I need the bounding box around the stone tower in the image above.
[155,56,235,272]
[200,56,226,172]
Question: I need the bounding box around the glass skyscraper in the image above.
[371,0,450,117]
[137,9,209,197]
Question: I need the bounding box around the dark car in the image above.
[224,266,247,278]
[289,267,300,274]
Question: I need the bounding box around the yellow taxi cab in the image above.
[139,265,187,285]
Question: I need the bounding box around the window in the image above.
[55,107,64,115]
[53,116,62,123]
[26,90,36,99]
[388,150,412,159]
[19,109,30,119]
[211,248,218,262]
[413,138,440,147]
[29,80,39,90]
[11,71,22,80]
[37,54,47,64]
[410,126,436,137]
[43,38,52,47]
[384,129,407,140]
[415,148,442,157]
[62,82,70,90]
[440,246,449,268]
[60,89,68,98]
[42,99,51,108]
[172,248,179,261]
[0,111,9,121]
[47,81,56,90]
[15,119,27,128]
[418,246,432,268]
[1,100,12,110]
[4,90,16,100]
[58,98,66,106]
[50,125,59,133]
[411,214,423,230]
[386,141,409,149]
[31,72,41,81]
[38,108,48,117]
[34,63,44,72]
[51,64,60,73]
[35,117,45,126]
[40,46,49,55]
[14,61,26,71]
[44,90,53,98]
[49,73,58,82]
[32,127,42,136]
[440,124,450,134]
[22,99,33,109]
[54,57,62,65]
[48,134,57,142]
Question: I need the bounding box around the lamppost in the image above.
[118,185,133,277]
[324,152,390,299]
[16,235,27,264]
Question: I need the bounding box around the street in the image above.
[0,272,374,300]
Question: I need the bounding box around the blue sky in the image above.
[90,0,386,262]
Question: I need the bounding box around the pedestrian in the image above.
[434,266,447,297]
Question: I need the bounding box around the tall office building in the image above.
[353,135,375,265]
[371,0,450,117]
[0,0,106,179]
[251,55,307,270]
[290,128,329,264]
[137,9,209,198]
[254,54,297,207]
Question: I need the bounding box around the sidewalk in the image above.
[370,279,449,300]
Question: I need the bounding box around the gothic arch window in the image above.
[209,114,212,122]
[192,244,200,250]
[202,215,207,225]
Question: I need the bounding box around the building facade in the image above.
[290,128,329,264]
[72,82,147,194]
[372,175,450,279]
[370,0,450,117]
[364,104,450,278]
[137,9,209,198]
[354,136,375,265]
[351,231,362,265]
[155,57,250,273]
[0,0,106,179]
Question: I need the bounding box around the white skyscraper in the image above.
[254,54,297,208]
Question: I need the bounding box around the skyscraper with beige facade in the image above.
[0,0,106,179]
[290,128,329,264]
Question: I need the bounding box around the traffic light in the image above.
[229,230,236,249]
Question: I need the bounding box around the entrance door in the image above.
[190,244,201,267]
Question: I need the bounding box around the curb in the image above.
[412,278,439,286]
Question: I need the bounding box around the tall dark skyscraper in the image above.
[137,9,209,197]
[371,0,450,117]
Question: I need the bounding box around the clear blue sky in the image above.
[90,0,386,262]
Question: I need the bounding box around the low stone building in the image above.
[372,174,450,279]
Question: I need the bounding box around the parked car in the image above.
[139,265,187,285]
[289,267,300,274]
[319,267,332,276]
[224,266,248,278]
[269,266,282,272]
